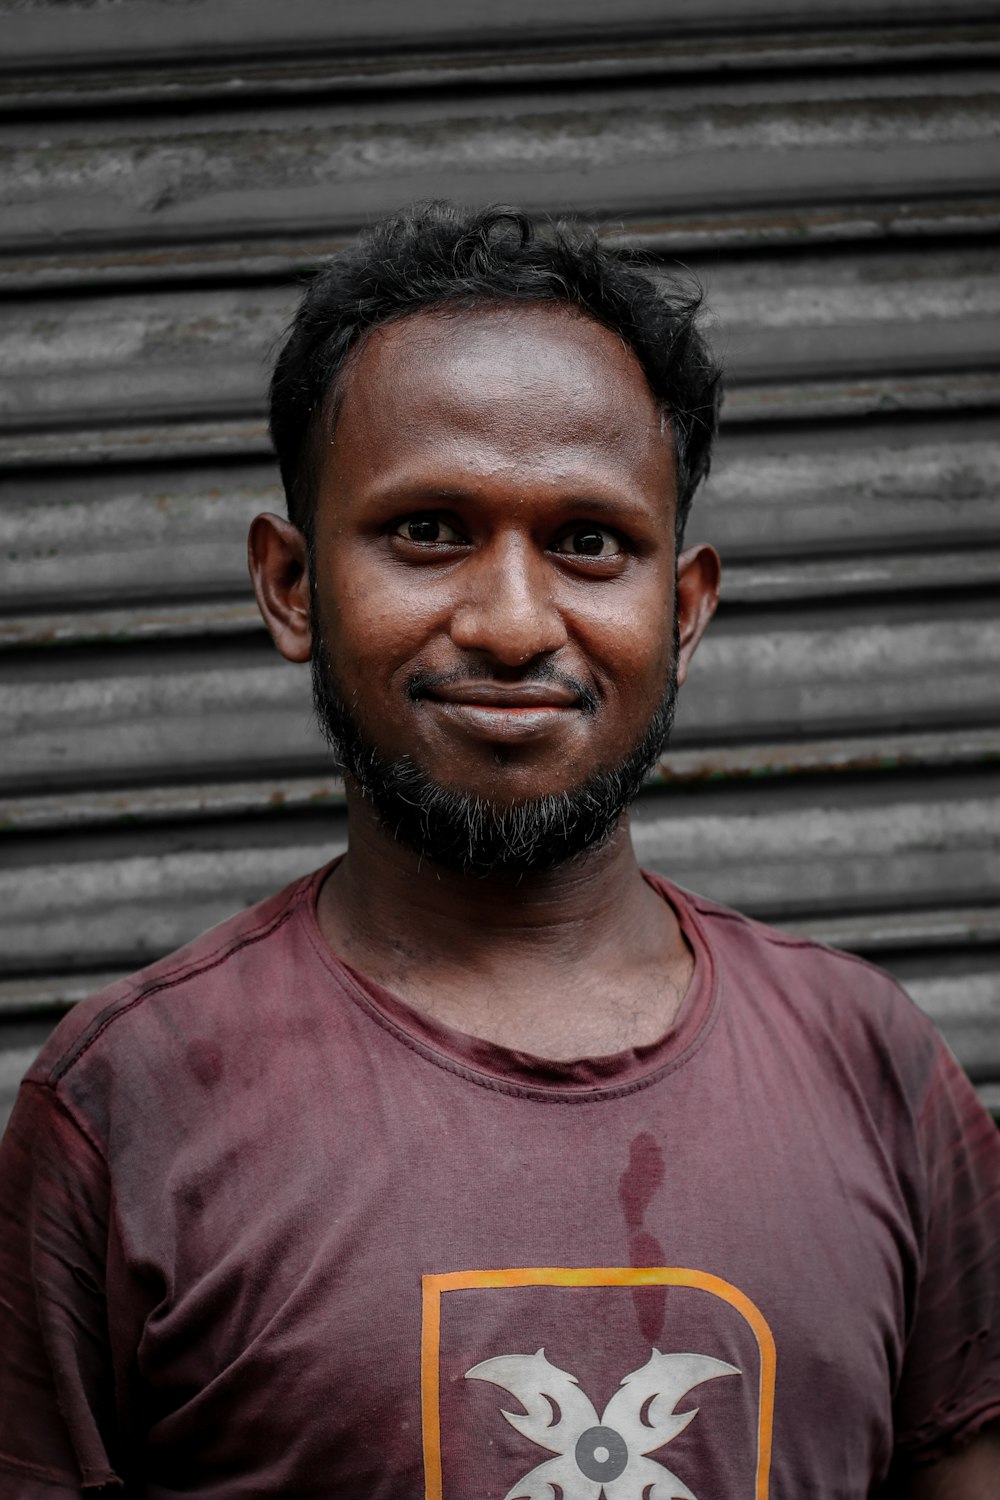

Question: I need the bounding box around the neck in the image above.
[316,786,693,1058]
[319,783,684,981]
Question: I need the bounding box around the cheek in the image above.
[321,551,441,682]
[580,589,675,706]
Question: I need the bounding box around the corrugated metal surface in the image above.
[1,1,998,1127]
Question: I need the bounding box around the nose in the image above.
[449,535,568,667]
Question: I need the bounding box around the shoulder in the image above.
[24,867,326,1114]
[666,875,916,1005]
[657,876,946,1110]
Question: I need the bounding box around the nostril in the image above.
[449,589,568,665]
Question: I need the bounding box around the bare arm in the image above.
[901,1423,1000,1500]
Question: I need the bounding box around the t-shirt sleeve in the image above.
[0,1079,123,1494]
[892,1041,1000,1464]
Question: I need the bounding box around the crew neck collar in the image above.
[299,862,721,1102]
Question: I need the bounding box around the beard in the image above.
[310,609,679,877]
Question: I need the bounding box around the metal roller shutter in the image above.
[1,1,998,1125]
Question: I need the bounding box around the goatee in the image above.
[310,614,679,877]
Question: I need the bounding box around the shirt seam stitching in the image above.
[301,904,723,1103]
[48,888,304,1083]
[689,896,919,988]
[897,1387,1000,1453]
[341,980,722,1101]
[0,1448,110,1486]
[20,1077,109,1166]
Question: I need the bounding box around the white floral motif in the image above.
[466,1346,739,1500]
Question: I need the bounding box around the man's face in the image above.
[305,302,704,870]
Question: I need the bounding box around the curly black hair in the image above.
[269,202,722,545]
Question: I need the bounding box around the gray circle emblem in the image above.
[574,1424,629,1482]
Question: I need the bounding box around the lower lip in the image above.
[426,700,573,743]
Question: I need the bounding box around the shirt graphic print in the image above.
[423,1267,775,1500]
[5,868,1000,1495]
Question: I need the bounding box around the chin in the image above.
[312,638,676,873]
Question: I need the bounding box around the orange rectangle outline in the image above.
[421,1265,775,1500]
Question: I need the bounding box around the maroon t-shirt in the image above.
[1,866,999,1498]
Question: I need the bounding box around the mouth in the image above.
[419,679,583,743]
[426,681,579,709]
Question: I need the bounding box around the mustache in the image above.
[406,661,599,715]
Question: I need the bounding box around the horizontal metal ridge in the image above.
[2,728,999,835]
[3,199,999,293]
[779,906,1000,952]
[3,373,999,471]
[0,598,264,649]
[1,773,998,966]
[2,23,998,114]
[0,972,129,1015]
[5,0,999,71]
[4,601,998,790]
[2,70,997,263]
[3,246,997,440]
[3,416,996,614]
[717,549,1000,604]
[3,550,999,649]
[0,775,347,834]
[723,372,1000,423]
[0,419,273,468]
[649,728,1000,785]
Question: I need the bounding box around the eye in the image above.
[395,514,463,545]
[551,525,623,559]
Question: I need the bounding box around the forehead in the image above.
[324,302,673,494]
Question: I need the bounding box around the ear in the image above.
[675,543,721,687]
[248,512,313,663]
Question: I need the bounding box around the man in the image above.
[1,203,998,1498]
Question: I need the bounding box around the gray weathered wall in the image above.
[1,1,999,1124]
